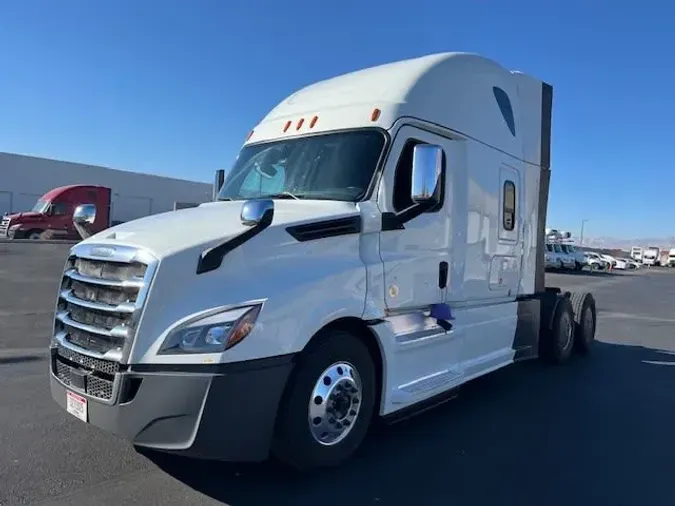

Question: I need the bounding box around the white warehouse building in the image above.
[0,152,215,220]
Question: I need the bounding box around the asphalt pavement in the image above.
[1,243,674,506]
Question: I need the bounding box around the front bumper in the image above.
[50,347,295,462]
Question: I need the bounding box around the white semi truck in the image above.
[49,52,598,471]
[643,246,661,266]
[667,248,675,267]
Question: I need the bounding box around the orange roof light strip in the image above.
[280,115,319,133]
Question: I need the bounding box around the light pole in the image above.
[579,219,589,246]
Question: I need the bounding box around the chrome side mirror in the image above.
[240,199,275,227]
[411,144,444,204]
[73,204,97,239]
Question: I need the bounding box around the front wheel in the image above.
[272,330,376,471]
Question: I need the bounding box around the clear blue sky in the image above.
[1,0,673,239]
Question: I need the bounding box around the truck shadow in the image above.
[547,268,631,277]
[145,342,675,506]
[0,354,44,365]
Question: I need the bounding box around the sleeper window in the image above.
[503,180,516,231]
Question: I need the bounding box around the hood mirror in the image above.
[240,199,275,227]
[411,144,444,204]
[73,203,97,239]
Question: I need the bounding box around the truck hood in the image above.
[5,211,44,222]
[81,200,361,257]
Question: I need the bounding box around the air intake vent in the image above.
[286,216,362,242]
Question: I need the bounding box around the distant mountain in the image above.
[581,236,675,250]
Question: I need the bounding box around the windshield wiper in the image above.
[262,192,301,200]
[217,192,303,202]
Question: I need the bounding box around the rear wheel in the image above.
[272,330,376,471]
[540,296,575,365]
[26,230,42,240]
[570,292,596,355]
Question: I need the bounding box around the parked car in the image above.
[600,254,618,269]
[561,244,587,271]
[584,251,607,270]
[613,258,628,270]
[623,258,640,269]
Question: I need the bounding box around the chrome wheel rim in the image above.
[559,312,573,351]
[308,362,362,446]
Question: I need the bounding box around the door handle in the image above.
[438,261,448,289]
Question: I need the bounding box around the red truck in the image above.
[0,185,112,240]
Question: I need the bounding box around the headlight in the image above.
[159,303,262,355]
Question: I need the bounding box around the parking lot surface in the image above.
[1,243,674,506]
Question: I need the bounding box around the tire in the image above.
[271,329,377,471]
[558,260,564,270]
[570,292,596,355]
[539,296,575,365]
[26,230,43,240]
[575,261,582,271]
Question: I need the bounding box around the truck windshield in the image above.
[217,130,386,202]
[31,200,49,213]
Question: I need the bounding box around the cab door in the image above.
[47,200,72,234]
[376,125,468,410]
[377,125,458,312]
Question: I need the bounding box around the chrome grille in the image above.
[51,243,157,403]
[70,279,139,306]
[0,216,9,238]
[55,344,120,375]
[53,351,116,401]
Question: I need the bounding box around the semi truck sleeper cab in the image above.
[49,52,598,471]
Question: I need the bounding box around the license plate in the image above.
[66,390,88,422]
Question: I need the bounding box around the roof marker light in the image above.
[371,108,381,122]
[296,118,305,130]
[283,121,291,132]
[309,116,318,128]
